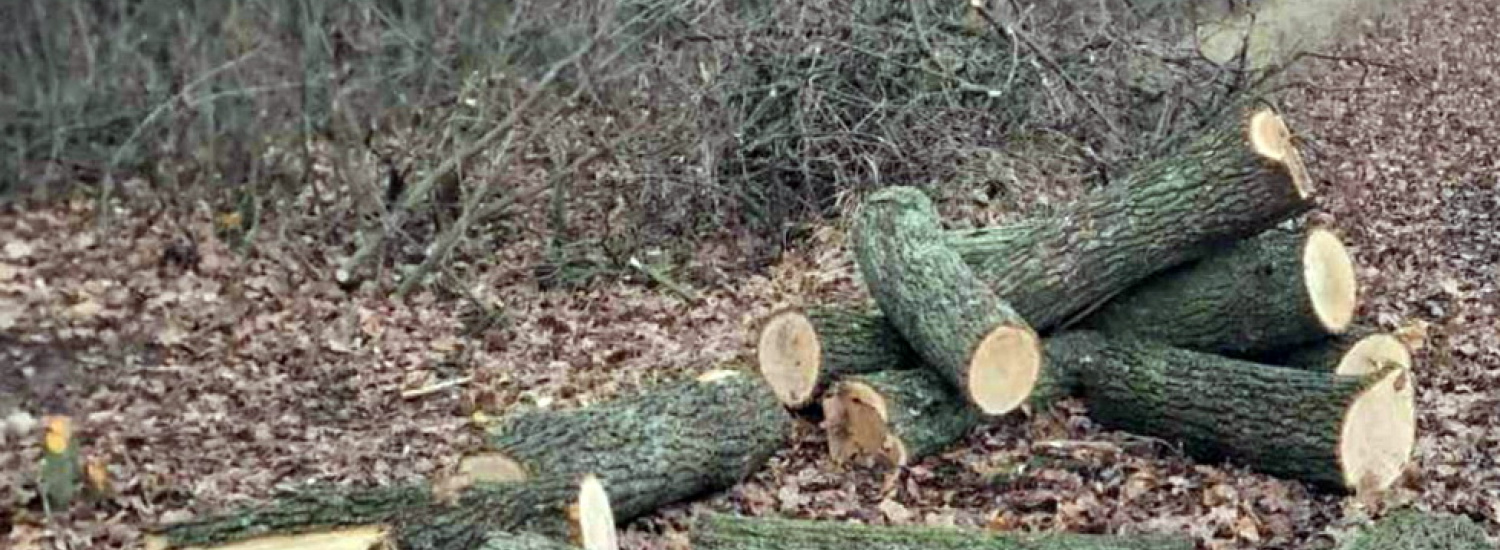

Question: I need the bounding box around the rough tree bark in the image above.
[1338,509,1492,550]
[1045,331,1415,493]
[693,513,1196,550]
[852,186,1042,416]
[476,369,792,517]
[946,108,1314,331]
[146,473,617,550]
[758,306,921,410]
[1081,225,1357,355]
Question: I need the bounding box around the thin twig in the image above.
[972,5,1123,137]
[401,376,472,399]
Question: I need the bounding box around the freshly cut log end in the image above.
[1340,367,1416,494]
[143,527,389,550]
[573,474,619,550]
[822,370,982,468]
[969,324,1043,415]
[1304,227,1357,333]
[458,451,529,483]
[757,309,823,407]
[1247,109,1312,199]
[1334,333,1413,375]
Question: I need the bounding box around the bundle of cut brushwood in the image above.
[758,107,1417,494]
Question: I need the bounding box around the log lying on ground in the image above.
[1338,509,1492,550]
[693,513,1196,550]
[145,473,619,550]
[852,187,1042,416]
[1265,326,1414,374]
[822,363,1080,467]
[1045,331,1415,492]
[947,107,1313,331]
[475,369,792,516]
[758,306,920,410]
[1081,225,1357,355]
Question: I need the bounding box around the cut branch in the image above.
[757,306,921,410]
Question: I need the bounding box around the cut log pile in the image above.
[147,107,1428,550]
[759,107,1419,495]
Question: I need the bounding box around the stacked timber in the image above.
[756,107,1420,496]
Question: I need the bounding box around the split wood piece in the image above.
[1046,331,1415,493]
[693,513,1196,550]
[1081,225,1357,356]
[1268,325,1415,375]
[821,363,1079,467]
[852,186,1042,416]
[145,473,619,550]
[474,369,792,516]
[946,108,1313,331]
[1338,509,1492,550]
[757,306,921,409]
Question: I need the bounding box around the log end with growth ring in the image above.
[1303,227,1357,333]
[1340,366,1416,494]
[823,381,909,466]
[1247,109,1313,200]
[968,323,1043,415]
[756,309,822,407]
[1335,333,1413,376]
[572,474,620,550]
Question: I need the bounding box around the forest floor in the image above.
[2,0,1497,548]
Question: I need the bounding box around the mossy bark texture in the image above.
[1338,509,1492,550]
[152,475,588,550]
[949,110,1311,331]
[479,531,588,550]
[693,513,1196,550]
[797,305,923,404]
[851,186,1032,414]
[1044,331,1380,489]
[485,371,792,517]
[1081,227,1337,355]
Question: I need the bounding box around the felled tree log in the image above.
[145,473,619,550]
[852,186,1042,416]
[693,513,1195,550]
[822,364,1079,467]
[475,369,792,516]
[1267,326,1414,375]
[758,306,920,410]
[1045,331,1415,493]
[1081,225,1357,355]
[946,108,1313,331]
[1338,509,1492,550]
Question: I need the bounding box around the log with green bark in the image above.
[693,513,1196,550]
[1045,331,1416,492]
[758,306,920,410]
[146,473,619,550]
[1081,225,1357,355]
[475,369,792,516]
[1264,325,1415,375]
[1338,509,1492,550]
[946,108,1313,331]
[852,186,1042,416]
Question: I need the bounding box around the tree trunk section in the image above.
[852,186,1041,416]
[947,108,1313,331]
[1338,509,1492,550]
[1081,225,1357,355]
[758,306,921,410]
[1045,331,1415,493]
[822,369,982,467]
[479,370,792,517]
[480,531,593,550]
[693,513,1196,550]
[148,474,597,550]
[1266,326,1414,375]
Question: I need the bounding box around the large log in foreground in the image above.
[475,369,792,517]
[1046,331,1416,492]
[693,513,1195,550]
[758,306,920,410]
[145,473,619,550]
[1081,225,1357,356]
[946,107,1313,331]
[852,187,1042,416]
